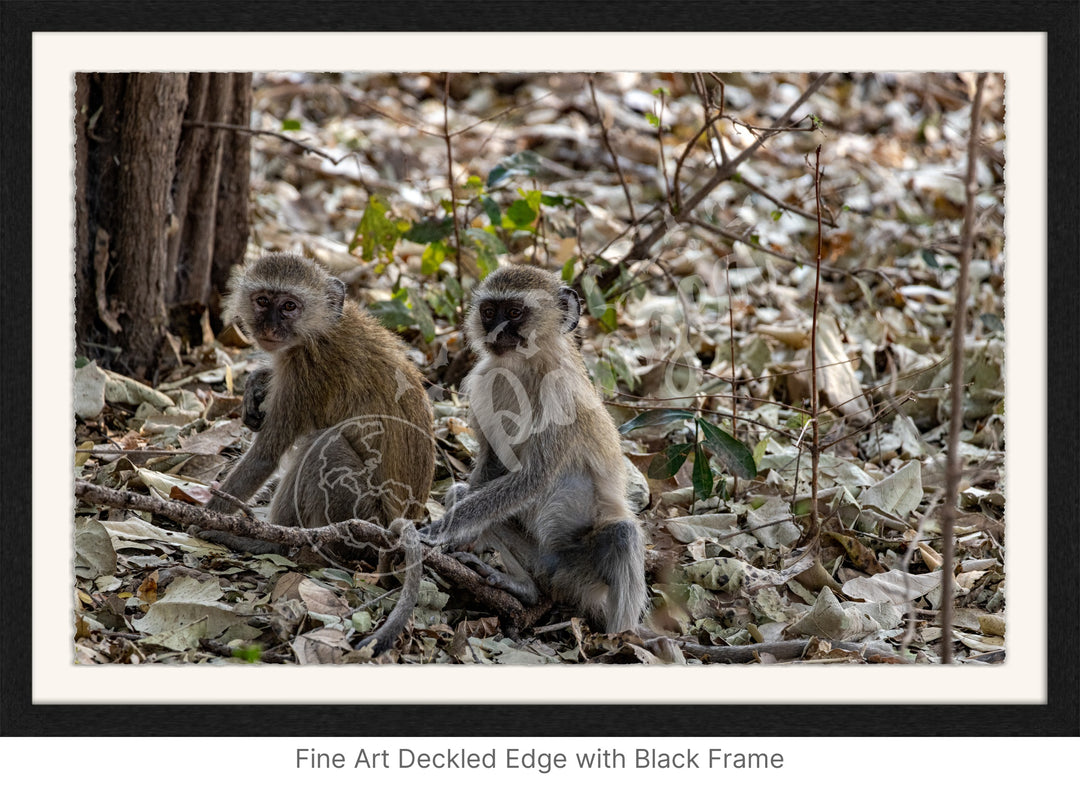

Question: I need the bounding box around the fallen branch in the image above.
[648,637,909,664]
[74,480,528,624]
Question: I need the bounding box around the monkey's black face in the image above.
[249,290,304,351]
[478,298,530,355]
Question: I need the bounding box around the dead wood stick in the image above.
[647,636,909,664]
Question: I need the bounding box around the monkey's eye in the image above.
[480,305,496,321]
[280,300,299,314]
[506,307,523,321]
[254,295,270,309]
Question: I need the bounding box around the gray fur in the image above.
[425,265,646,633]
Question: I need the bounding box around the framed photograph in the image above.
[2,0,1076,767]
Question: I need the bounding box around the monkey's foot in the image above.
[447,550,500,577]
[484,571,540,606]
[445,551,540,605]
[194,529,286,556]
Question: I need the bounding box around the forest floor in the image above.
[74,71,1006,666]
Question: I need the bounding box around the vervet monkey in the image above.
[423,265,647,633]
[203,253,434,653]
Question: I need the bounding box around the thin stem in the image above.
[624,72,831,263]
[808,144,824,545]
[725,260,740,498]
[941,72,988,665]
[588,76,638,231]
[443,74,463,276]
[741,175,839,228]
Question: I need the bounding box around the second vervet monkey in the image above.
[424,264,646,633]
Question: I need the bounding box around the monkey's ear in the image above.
[558,286,582,334]
[326,277,346,319]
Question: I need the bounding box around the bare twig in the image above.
[206,486,258,519]
[807,145,824,546]
[357,92,553,141]
[741,175,839,228]
[940,72,988,664]
[671,110,724,212]
[645,636,908,664]
[624,72,832,263]
[724,260,740,497]
[655,92,671,204]
[690,218,810,269]
[588,76,638,231]
[704,73,731,165]
[182,119,358,166]
[443,74,464,273]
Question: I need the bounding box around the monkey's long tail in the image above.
[356,519,422,656]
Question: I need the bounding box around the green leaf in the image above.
[368,298,415,332]
[645,111,661,128]
[600,348,638,392]
[445,275,463,306]
[648,443,693,479]
[231,644,263,663]
[464,228,506,276]
[464,175,483,191]
[421,240,448,275]
[753,436,769,466]
[281,119,301,131]
[696,419,757,479]
[785,413,809,430]
[770,209,783,222]
[692,447,714,504]
[920,249,941,269]
[349,195,401,263]
[427,275,462,321]
[521,189,543,212]
[486,150,542,188]
[618,408,696,435]
[561,256,578,282]
[404,217,454,244]
[481,196,501,226]
[506,199,538,228]
[408,288,436,343]
[598,306,618,333]
[539,192,583,207]
[593,360,617,396]
[579,274,609,320]
[979,313,1004,334]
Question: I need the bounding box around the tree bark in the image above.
[114,73,189,374]
[74,72,252,377]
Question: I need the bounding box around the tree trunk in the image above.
[74,72,252,378]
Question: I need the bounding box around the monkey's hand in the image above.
[418,518,449,546]
[241,367,271,432]
[418,481,471,546]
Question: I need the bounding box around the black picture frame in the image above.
[1,0,1076,738]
